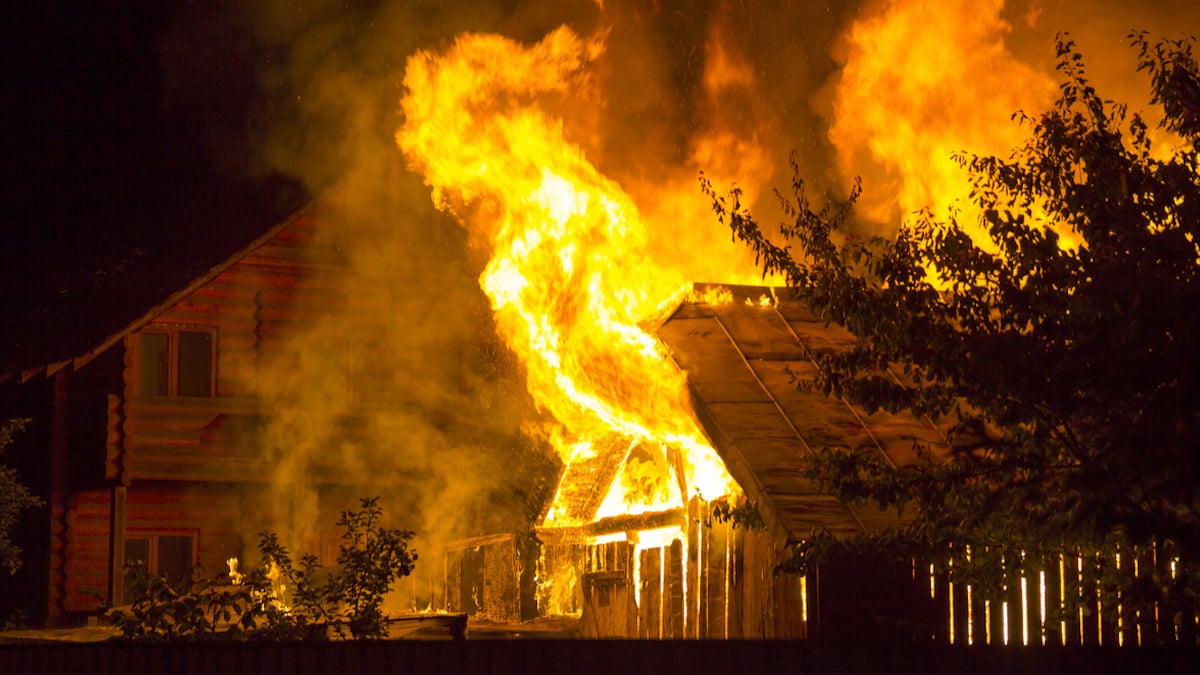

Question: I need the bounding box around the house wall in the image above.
[402,533,532,624]
[541,500,809,639]
[117,212,343,485]
[46,210,354,621]
[61,483,260,614]
[30,201,533,626]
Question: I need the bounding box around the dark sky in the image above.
[0,1,307,371]
[2,0,1196,372]
[1,1,303,272]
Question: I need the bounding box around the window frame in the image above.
[132,324,218,398]
[122,530,199,602]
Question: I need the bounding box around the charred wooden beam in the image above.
[536,508,686,544]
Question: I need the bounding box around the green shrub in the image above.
[107,497,416,641]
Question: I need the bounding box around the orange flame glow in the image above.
[396,26,740,522]
[829,0,1057,244]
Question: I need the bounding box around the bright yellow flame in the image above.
[595,441,684,520]
[397,26,740,528]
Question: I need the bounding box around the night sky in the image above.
[1,2,304,369]
[3,1,303,246]
[3,0,1197,371]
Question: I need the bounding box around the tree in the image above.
[704,33,1200,638]
[0,419,42,575]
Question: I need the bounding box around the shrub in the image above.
[107,497,416,641]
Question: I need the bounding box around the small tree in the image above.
[328,497,416,639]
[704,33,1200,635]
[0,419,42,575]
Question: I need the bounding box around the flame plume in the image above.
[829,0,1057,240]
[397,27,737,519]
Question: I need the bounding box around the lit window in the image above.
[134,327,216,397]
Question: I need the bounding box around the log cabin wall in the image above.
[48,209,351,620]
[118,211,340,485]
[11,200,532,627]
[62,483,249,612]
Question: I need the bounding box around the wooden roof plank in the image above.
[660,285,955,543]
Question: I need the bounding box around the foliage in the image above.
[327,497,417,639]
[0,419,43,575]
[108,561,268,641]
[710,496,766,532]
[107,497,415,641]
[703,33,1200,634]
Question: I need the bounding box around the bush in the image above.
[107,497,416,641]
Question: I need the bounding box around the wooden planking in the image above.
[925,547,1200,647]
[727,527,743,638]
[709,304,805,361]
[703,520,730,639]
[63,490,111,613]
[775,567,809,639]
[638,547,661,639]
[739,528,773,638]
[666,540,684,639]
[481,537,519,623]
[657,316,774,404]
[687,500,702,638]
[580,571,635,638]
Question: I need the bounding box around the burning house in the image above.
[517,283,952,639]
[12,0,1191,643]
[385,25,949,639]
[0,19,954,637]
[0,194,945,638]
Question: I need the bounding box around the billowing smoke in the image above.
[152,0,1198,594]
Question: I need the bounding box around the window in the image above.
[135,326,216,397]
[123,533,196,602]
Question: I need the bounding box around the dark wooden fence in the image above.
[2,640,1198,675]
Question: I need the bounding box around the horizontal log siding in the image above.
[123,484,247,578]
[63,490,110,613]
[119,397,270,483]
[62,485,255,613]
[118,212,352,483]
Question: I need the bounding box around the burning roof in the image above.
[658,284,952,545]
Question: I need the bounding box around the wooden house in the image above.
[0,192,953,636]
[0,197,549,627]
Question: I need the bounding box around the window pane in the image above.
[177,331,213,397]
[124,538,151,568]
[137,333,169,396]
[157,535,194,583]
[123,538,152,604]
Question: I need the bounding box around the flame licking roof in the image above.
[657,284,952,544]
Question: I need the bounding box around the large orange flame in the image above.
[396,27,739,521]
[830,0,1058,244]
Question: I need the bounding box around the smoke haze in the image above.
[152,0,1199,574]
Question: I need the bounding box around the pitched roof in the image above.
[658,284,951,546]
[0,199,319,383]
